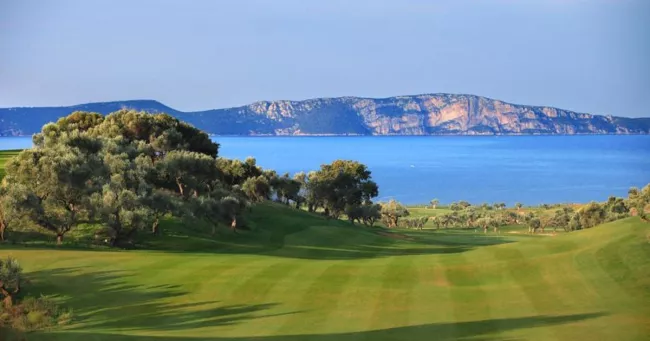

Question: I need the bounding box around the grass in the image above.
[0,150,20,179]
[0,202,648,340]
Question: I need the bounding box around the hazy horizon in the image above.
[1,0,649,117]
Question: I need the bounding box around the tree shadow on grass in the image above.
[23,268,301,333]
[27,312,606,341]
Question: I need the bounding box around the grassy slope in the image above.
[0,203,647,341]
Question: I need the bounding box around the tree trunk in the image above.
[231,216,237,233]
[0,221,5,242]
[0,283,12,308]
[152,218,160,235]
[56,233,64,245]
[176,178,185,197]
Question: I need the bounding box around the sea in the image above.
[1,135,649,206]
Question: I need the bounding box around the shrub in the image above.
[0,295,73,332]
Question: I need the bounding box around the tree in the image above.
[0,182,30,242]
[155,150,218,199]
[306,160,378,218]
[463,208,482,229]
[500,211,519,225]
[430,199,439,209]
[271,174,302,206]
[5,138,106,244]
[92,110,219,159]
[191,195,222,235]
[0,257,23,307]
[360,204,382,227]
[242,175,271,203]
[33,111,104,148]
[220,196,247,233]
[493,202,506,210]
[515,202,523,211]
[430,216,441,229]
[216,157,263,188]
[528,217,541,234]
[538,215,554,234]
[551,207,574,232]
[571,202,606,229]
[458,201,472,210]
[380,200,409,228]
[476,216,499,234]
[628,184,650,222]
[90,149,157,246]
[292,172,308,209]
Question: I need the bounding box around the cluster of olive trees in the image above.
[0,111,385,245]
[0,111,250,246]
[398,217,429,230]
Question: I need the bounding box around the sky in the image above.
[0,0,648,117]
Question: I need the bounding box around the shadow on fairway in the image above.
[25,312,606,341]
[24,268,302,333]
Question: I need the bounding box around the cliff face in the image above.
[1,94,649,136]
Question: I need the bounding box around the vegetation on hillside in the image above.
[0,110,382,247]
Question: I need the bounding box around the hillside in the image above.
[1,94,649,136]
[1,203,648,340]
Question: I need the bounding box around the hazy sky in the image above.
[1,0,648,117]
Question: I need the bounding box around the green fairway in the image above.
[1,203,648,340]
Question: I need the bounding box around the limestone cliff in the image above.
[1,94,648,136]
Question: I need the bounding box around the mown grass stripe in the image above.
[271,261,358,336]
[483,245,558,340]
[443,251,494,339]
[364,255,418,339]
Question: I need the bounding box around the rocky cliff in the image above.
[1,94,648,136]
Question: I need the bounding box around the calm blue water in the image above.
[2,136,649,205]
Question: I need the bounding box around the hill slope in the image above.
[1,94,649,136]
[1,204,648,340]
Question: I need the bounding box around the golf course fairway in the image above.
[1,203,648,340]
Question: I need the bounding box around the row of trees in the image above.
[424,186,650,233]
[0,110,384,246]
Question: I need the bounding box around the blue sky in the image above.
[0,0,648,117]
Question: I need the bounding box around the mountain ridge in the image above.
[1,93,649,136]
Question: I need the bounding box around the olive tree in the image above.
[242,175,271,203]
[305,160,378,218]
[155,150,218,199]
[380,200,409,228]
[0,182,30,242]
[0,257,23,307]
[628,184,650,222]
[5,137,106,244]
[571,202,606,230]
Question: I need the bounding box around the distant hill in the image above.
[1,94,649,136]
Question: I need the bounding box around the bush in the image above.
[0,295,73,332]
